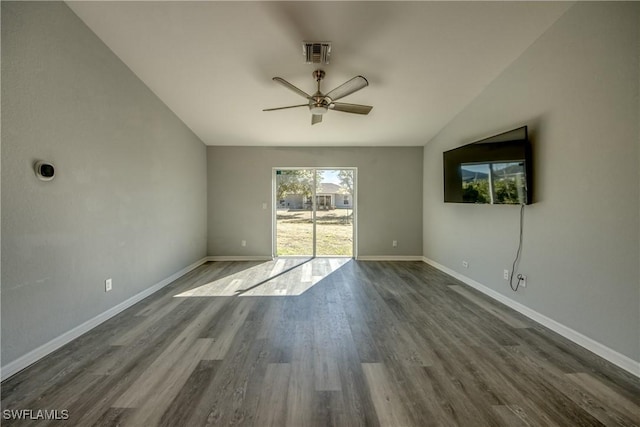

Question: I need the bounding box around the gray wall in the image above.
[423,2,639,361]
[1,2,207,366]
[208,147,423,258]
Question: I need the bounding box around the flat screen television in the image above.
[443,126,532,205]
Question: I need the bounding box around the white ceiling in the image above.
[67,1,573,147]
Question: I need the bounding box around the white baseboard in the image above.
[207,256,273,262]
[357,255,424,261]
[1,257,209,381]
[209,256,424,262]
[422,257,640,378]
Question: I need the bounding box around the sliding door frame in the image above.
[272,167,357,259]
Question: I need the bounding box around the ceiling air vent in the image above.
[303,42,331,64]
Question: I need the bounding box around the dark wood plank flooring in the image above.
[2,259,638,426]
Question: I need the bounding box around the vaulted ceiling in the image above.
[67,1,573,146]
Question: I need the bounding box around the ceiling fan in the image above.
[263,70,373,125]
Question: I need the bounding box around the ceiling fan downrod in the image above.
[310,70,329,116]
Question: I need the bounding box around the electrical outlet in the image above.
[105,278,112,292]
[462,261,469,268]
[520,275,527,287]
[392,240,398,248]
[241,240,247,247]
[503,270,509,280]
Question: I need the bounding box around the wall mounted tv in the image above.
[443,126,532,205]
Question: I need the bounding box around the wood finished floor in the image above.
[2,259,639,426]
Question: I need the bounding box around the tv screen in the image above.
[443,126,532,205]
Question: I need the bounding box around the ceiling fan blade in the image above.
[325,76,368,101]
[273,77,311,99]
[312,114,323,125]
[263,104,308,112]
[330,102,373,115]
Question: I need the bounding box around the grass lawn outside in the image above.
[276,208,353,256]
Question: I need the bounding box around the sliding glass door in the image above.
[315,169,354,256]
[274,168,356,257]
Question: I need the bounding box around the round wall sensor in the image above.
[34,161,55,181]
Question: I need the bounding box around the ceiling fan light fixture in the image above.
[309,104,328,115]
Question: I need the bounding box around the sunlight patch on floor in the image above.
[174,258,351,298]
